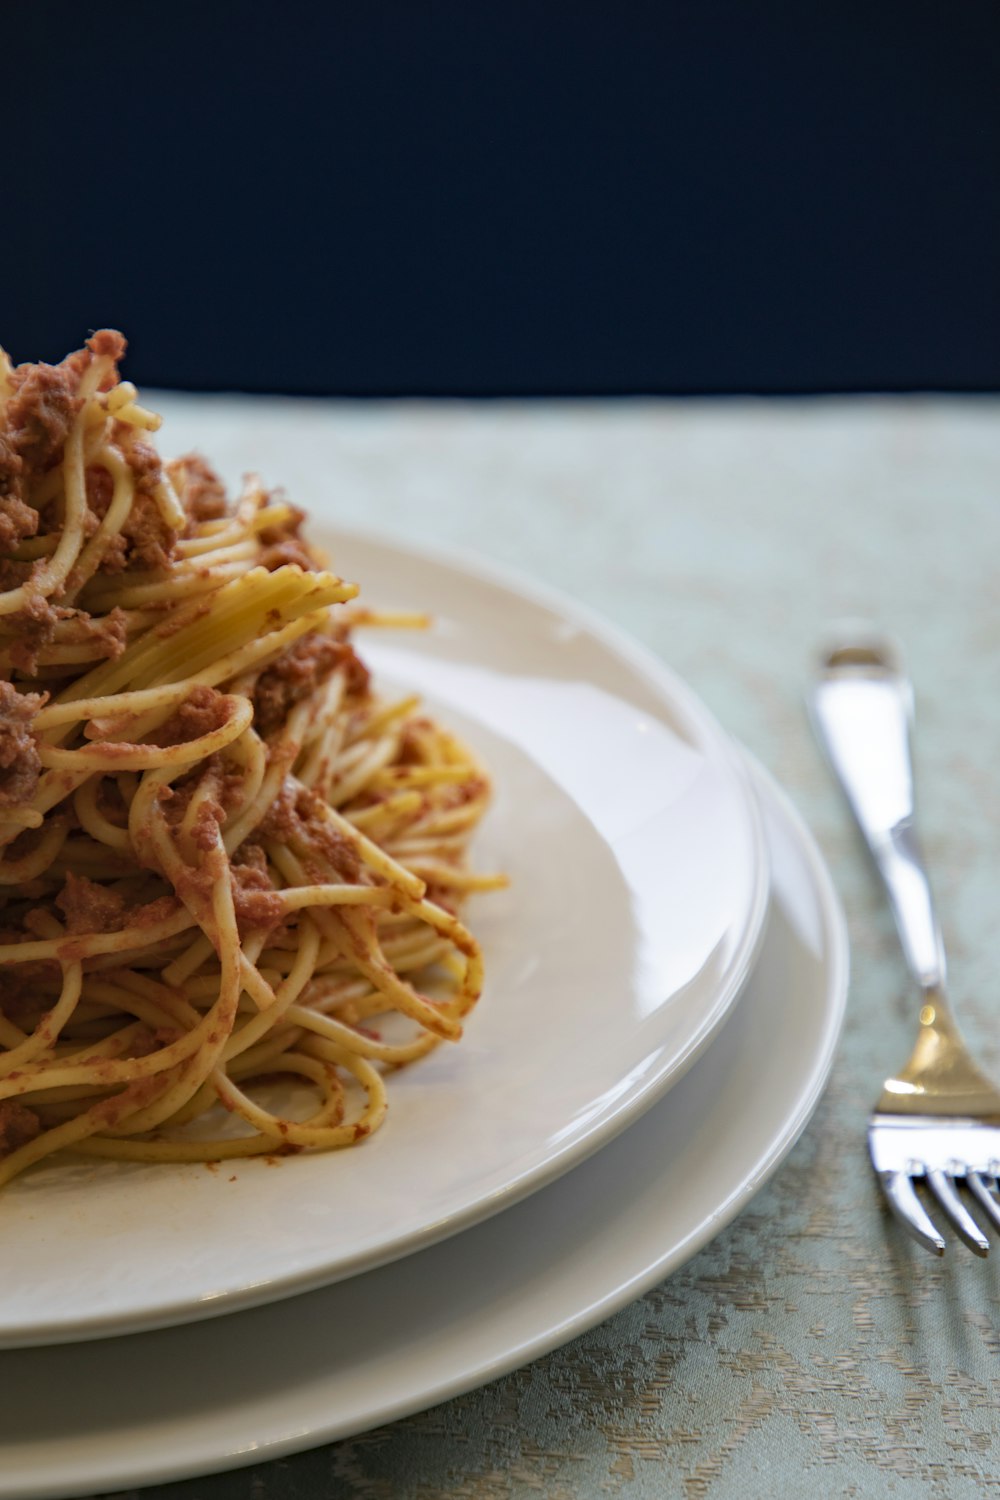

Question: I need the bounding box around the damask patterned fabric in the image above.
[94,396,1000,1499]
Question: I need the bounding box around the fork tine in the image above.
[926,1168,990,1256]
[880,1170,946,1255]
[967,1173,1000,1233]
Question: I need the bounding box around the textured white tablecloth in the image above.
[104,392,1000,1499]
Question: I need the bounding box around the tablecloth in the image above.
[94,393,1000,1499]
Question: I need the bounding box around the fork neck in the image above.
[876,818,948,998]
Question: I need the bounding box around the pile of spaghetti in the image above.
[0,331,502,1190]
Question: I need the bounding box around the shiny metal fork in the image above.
[810,634,1000,1256]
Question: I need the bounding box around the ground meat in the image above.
[7,599,126,674]
[152,725,240,857]
[309,814,361,882]
[397,717,435,765]
[231,843,286,931]
[0,476,37,552]
[0,433,25,501]
[259,779,361,882]
[167,454,229,525]
[80,463,119,553]
[0,1101,41,1158]
[158,685,230,747]
[190,795,227,852]
[0,336,122,546]
[82,431,178,574]
[54,872,129,934]
[258,537,316,572]
[0,679,45,805]
[85,462,114,516]
[86,329,126,365]
[6,592,62,674]
[158,753,246,857]
[87,605,128,661]
[4,361,82,474]
[0,357,83,560]
[128,893,181,928]
[252,633,370,738]
[58,605,129,655]
[257,504,320,572]
[118,490,175,572]
[127,437,163,490]
[96,530,128,574]
[257,778,297,841]
[232,841,270,885]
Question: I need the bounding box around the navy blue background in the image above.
[5,2,999,393]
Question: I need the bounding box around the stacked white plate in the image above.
[0,529,848,1499]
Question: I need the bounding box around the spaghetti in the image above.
[0,331,503,1189]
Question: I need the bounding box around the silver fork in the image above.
[810,634,1000,1256]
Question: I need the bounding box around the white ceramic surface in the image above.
[0,530,767,1348]
[0,759,848,1500]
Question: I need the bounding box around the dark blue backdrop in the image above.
[6,2,999,393]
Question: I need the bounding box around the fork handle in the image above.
[810,637,947,996]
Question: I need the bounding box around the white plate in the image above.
[1,531,768,1348]
[0,758,848,1500]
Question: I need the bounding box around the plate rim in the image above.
[0,754,848,1500]
[0,525,770,1348]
